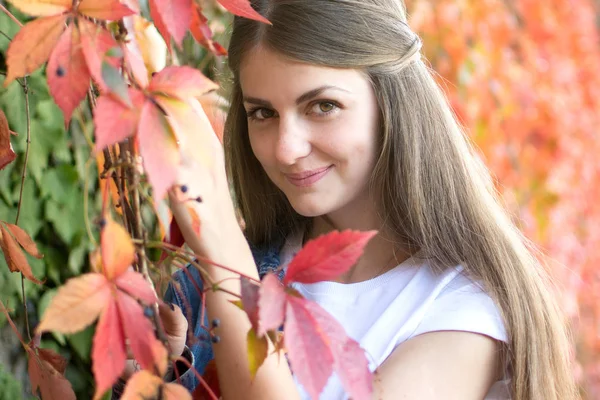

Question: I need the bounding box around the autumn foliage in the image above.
[1,0,599,398]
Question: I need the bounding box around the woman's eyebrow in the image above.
[242,85,350,107]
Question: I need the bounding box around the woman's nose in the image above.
[274,116,311,166]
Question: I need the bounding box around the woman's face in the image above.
[239,46,380,218]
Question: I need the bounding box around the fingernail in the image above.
[168,302,175,311]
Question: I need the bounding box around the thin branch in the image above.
[15,76,32,342]
[83,157,97,245]
[0,29,11,42]
[0,3,23,27]
[175,355,219,400]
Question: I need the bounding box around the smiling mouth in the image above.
[285,165,333,187]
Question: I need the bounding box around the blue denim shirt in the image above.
[163,237,286,392]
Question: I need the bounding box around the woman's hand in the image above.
[121,302,188,380]
[167,100,245,265]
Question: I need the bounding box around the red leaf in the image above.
[79,20,121,93]
[192,359,221,399]
[7,0,71,17]
[301,299,372,400]
[93,89,145,151]
[190,8,227,56]
[101,218,136,280]
[36,273,110,334]
[115,269,158,304]
[28,348,76,400]
[4,15,67,86]
[283,230,377,285]
[92,297,127,399]
[149,0,193,46]
[257,273,286,337]
[149,66,218,100]
[148,0,171,52]
[5,223,43,258]
[216,0,271,24]
[240,277,260,330]
[47,24,91,125]
[0,110,16,170]
[284,296,334,399]
[0,224,44,284]
[77,0,136,20]
[137,100,180,201]
[117,291,168,374]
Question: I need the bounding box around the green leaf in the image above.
[67,325,95,362]
[17,179,43,238]
[45,200,78,244]
[39,290,67,345]
[68,244,88,275]
[41,165,79,204]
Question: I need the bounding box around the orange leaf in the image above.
[47,24,91,125]
[6,0,71,17]
[0,224,44,284]
[137,100,180,202]
[198,91,227,144]
[148,0,193,46]
[154,96,215,167]
[93,89,145,152]
[216,0,271,25]
[149,66,218,100]
[101,218,135,279]
[79,20,121,93]
[5,223,43,258]
[0,110,17,170]
[36,273,110,334]
[92,297,127,399]
[121,370,192,400]
[77,0,136,20]
[28,348,76,400]
[115,269,158,304]
[4,14,67,86]
[117,291,168,374]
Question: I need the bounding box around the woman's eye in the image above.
[319,102,335,112]
[310,101,339,116]
[248,108,276,121]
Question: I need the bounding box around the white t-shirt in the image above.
[279,232,511,400]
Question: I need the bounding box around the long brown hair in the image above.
[223,1,579,398]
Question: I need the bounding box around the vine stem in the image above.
[15,76,32,342]
[0,3,23,27]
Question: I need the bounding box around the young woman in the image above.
[126,0,578,399]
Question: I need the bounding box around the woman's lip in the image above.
[285,165,333,187]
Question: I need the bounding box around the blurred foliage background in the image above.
[1,0,599,398]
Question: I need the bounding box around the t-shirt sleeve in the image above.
[409,272,508,343]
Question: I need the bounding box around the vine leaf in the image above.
[4,14,67,86]
[216,0,271,24]
[283,229,378,285]
[28,346,76,400]
[77,0,136,20]
[148,0,194,47]
[6,0,71,17]
[47,24,91,125]
[0,106,17,171]
[36,220,166,399]
[190,6,227,56]
[0,223,44,284]
[239,230,376,399]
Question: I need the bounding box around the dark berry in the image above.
[195,196,203,203]
[211,335,220,344]
[99,218,107,228]
[56,66,65,77]
[143,306,154,318]
[180,185,188,193]
[211,319,220,328]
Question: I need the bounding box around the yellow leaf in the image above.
[246,328,268,379]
